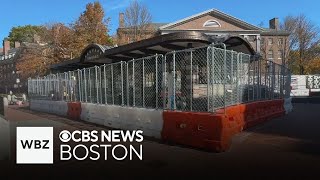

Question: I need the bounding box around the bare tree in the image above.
[124,0,153,42]
[281,14,319,74]
[257,21,264,28]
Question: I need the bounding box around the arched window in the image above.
[203,20,221,27]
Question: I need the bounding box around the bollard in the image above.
[0,97,10,160]
[0,97,8,118]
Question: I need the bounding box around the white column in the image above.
[256,35,261,53]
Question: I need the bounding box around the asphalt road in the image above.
[1,99,320,179]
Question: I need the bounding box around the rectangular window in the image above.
[268,38,273,45]
[268,50,274,59]
[278,38,283,46]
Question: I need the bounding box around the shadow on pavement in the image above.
[243,102,320,156]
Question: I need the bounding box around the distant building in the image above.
[116,13,166,45]
[116,9,290,65]
[0,40,21,94]
[158,9,290,65]
[0,36,44,94]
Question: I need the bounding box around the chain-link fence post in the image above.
[163,56,167,109]
[78,69,81,102]
[155,55,159,109]
[206,46,211,112]
[173,51,176,110]
[121,62,124,106]
[142,59,145,107]
[132,60,135,107]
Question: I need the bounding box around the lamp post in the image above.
[16,78,20,94]
[12,70,21,94]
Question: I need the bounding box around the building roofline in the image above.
[261,30,290,36]
[161,29,262,33]
[159,9,264,31]
[51,32,256,71]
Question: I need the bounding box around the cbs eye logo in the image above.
[59,130,71,143]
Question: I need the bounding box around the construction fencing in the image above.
[28,44,291,112]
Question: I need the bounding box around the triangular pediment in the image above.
[160,9,263,31]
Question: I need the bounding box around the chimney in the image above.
[269,18,279,30]
[3,40,10,56]
[33,34,40,43]
[119,13,124,28]
[14,41,20,48]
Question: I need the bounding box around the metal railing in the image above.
[28,44,291,112]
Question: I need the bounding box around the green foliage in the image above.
[7,25,44,46]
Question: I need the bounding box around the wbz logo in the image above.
[20,139,50,149]
[16,127,53,164]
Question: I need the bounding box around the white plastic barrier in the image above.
[81,103,107,126]
[81,103,163,139]
[284,97,293,114]
[30,100,68,116]
[50,101,68,116]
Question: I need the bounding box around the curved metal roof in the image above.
[51,31,256,71]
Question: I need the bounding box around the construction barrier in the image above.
[0,97,8,118]
[81,103,163,139]
[30,100,68,116]
[0,115,9,160]
[162,111,238,152]
[162,99,286,152]
[242,99,285,129]
[67,102,82,121]
[30,99,286,152]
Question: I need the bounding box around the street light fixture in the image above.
[12,70,21,94]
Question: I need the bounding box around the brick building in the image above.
[116,9,290,65]
[159,9,290,65]
[0,37,44,94]
[116,13,166,45]
[0,40,22,94]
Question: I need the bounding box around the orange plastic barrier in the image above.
[67,102,82,121]
[161,99,285,152]
[162,109,242,152]
[242,99,285,129]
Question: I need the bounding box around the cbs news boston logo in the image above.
[16,127,143,164]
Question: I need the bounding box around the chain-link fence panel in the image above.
[134,59,143,107]
[105,64,113,104]
[28,44,291,113]
[208,46,226,111]
[126,55,163,108]
[164,46,210,112]
[174,50,191,111]
[127,61,134,106]
[143,55,161,108]
[112,62,125,106]
[191,47,209,112]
